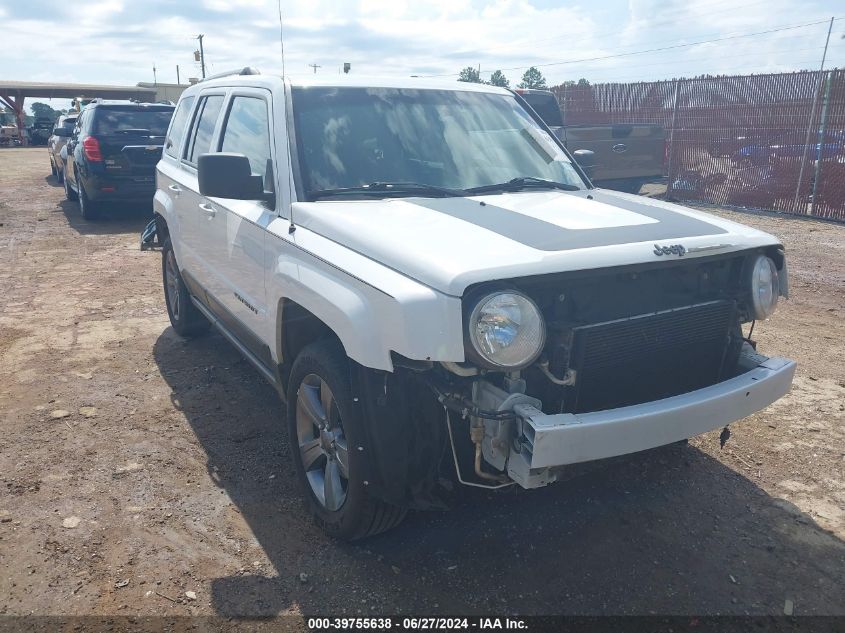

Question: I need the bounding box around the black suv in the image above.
[64,100,175,219]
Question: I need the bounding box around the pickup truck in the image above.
[515,88,665,194]
[154,70,794,540]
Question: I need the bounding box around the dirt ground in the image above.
[1,148,843,620]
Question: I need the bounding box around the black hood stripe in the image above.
[409,191,727,252]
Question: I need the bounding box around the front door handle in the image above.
[199,202,217,218]
[168,184,182,194]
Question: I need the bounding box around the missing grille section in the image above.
[569,300,736,413]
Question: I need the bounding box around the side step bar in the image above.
[189,297,280,389]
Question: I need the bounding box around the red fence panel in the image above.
[551,70,845,221]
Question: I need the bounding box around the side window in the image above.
[185,95,224,164]
[164,96,195,158]
[220,96,272,181]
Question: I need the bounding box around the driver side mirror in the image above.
[573,149,595,179]
[53,127,71,137]
[198,153,269,202]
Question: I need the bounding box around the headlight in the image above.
[749,255,779,320]
[466,291,545,369]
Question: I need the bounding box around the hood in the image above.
[291,189,781,296]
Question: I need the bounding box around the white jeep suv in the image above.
[154,69,795,540]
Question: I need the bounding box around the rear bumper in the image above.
[83,174,156,201]
[507,354,795,487]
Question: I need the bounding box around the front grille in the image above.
[569,300,735,413]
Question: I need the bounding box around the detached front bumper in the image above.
[505,353,796,488]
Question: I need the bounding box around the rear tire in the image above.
[287,340,406,540]
[50,159,57,177]
[78,183,99,221]
[57,165,64,184]
[162,237,211,338]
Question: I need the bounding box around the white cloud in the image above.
[0,0,839,93]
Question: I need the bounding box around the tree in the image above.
[518,67,547,89]
[458,66,483,83]
[488,70,510,88]
[30,102,60,122]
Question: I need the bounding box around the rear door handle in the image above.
[199,202,217,218]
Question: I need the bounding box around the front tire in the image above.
[162,237,210,338]
[64,173,78,201]
[287,340,406,540]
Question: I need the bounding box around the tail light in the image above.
[82,136,102,162]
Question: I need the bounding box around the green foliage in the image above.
[458,66,483,83]
[30,102,61,122]
[488,70,510,88]
[518,67,547,90]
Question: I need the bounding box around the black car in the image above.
[64,100,175,220]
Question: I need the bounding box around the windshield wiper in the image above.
[309,181,468,200]
[467,176,581,195]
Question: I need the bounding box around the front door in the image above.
[200,90,275,367]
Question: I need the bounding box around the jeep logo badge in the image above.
[654,243,686,257]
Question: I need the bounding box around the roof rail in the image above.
[201,67,261,82]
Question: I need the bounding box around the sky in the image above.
[0,0,842,113]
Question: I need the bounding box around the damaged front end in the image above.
[426,247,794,491]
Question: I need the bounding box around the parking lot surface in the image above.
[1,148,844,618]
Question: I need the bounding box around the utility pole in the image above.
[196,34,206,79]
[793,16,834,212]
[308,63,321,74]
[153,63,157,85]
[176,65,181,85]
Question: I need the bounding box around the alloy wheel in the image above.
[295,374,349,511]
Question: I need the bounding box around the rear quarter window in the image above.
[164,96,195,158]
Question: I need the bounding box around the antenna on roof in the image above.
[277,0,286,79]
[278,0,295,234]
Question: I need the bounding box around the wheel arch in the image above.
[277,298,345,392]
[153,211,170,244]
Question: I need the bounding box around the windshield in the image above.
[290,87,586,199]
[94,107,174,136]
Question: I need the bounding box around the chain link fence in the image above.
[551,69,845,221]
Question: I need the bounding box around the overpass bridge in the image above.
[0,81,158,146]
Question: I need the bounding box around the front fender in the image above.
[265,219,464,372]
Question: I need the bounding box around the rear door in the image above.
[93,105,175,186]
[176,92,227,295]
[156,95,197,271]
